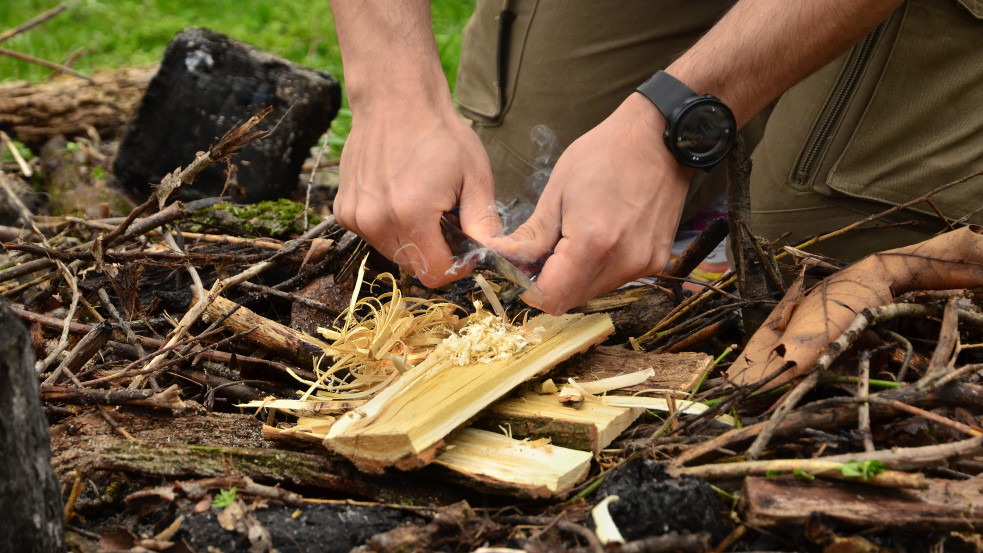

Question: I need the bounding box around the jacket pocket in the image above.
[456,0,536,124]
[823,0,983,224]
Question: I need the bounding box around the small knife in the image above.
[440,213,535,291]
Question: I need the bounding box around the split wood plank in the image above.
[325,313,614,472]
[598,396,736,425]
[742,476,983,531]
[481,392,643,453]
[265,420,595,497]
[433,428,593,497]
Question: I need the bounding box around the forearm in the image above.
[329,0,453,111]
[667,0,904,127]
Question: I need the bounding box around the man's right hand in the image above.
[333,99,501,288]
[329,0,501,288]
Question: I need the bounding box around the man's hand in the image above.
[334,100,500,288]
[329,0,501,288]
[490,94,693,314]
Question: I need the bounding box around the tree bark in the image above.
[0,298,65,553]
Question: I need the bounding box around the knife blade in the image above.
[440,213,535,291]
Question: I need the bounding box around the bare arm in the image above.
[670,0,904,126]
[329,1,501,287]
[495,0,905,314]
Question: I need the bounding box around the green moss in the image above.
[184,199,321,238]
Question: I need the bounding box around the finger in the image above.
[487,199,561,267]
[395,210,470,289]
[518,234,610,314]
[458,167,503,245]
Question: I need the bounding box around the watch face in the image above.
[667,98,736,169]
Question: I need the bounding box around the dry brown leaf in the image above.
[728,226,983,388]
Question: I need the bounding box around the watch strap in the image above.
[636,70,697,120]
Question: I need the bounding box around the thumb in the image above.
[458,169,503,245]
[488,200,561,267]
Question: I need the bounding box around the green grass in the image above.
[1,1,475,155]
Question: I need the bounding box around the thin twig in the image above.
[0,46,93,82]
[858,351,874,453]
[868,396,983,437]
[1,131,32,177]
[884,329,914,382]
[304,132,330,232]
[917,298,961,389]
[0,4,67,44]
[746,369,821,460]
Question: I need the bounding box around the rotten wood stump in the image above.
[113,27,341,203]
[0,298,65,553]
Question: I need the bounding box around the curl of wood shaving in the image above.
[297,264,458,400]
[437,303,543,366]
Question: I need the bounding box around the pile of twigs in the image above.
[3,103,983,550]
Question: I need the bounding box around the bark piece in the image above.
[742,476,983,531]
[434,428,593,497]
[576,286,676,338]
[729,226,983,388]
[557,345,712,394]
[325,313,614,472]
[0,298,65,553]
[113,27,341,202]
[0,66,155,148]
[480,392,643,453]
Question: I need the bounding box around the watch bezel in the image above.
[663,96,737,170]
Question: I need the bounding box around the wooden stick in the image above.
[41,384,186,411]
[858,351,874,452]
[0,4,67,44]
[203,294,336,366]
[0,47,93,82]
[675,458,926,489]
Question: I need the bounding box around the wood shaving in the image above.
[436,304,543,367]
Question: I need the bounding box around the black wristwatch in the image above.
[636,70,736,171]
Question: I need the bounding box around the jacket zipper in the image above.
[792,26,883,188]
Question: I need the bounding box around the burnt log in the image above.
[113,27,341,203]
[0,298,65,553]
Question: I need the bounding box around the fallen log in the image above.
[94,441,385,500]
[325,313,614,472]
[742,476,983,531]
[0,66,155,148]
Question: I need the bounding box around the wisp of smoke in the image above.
[392,242,429,275]
[444,247,490,277]
[500,124,563,234]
